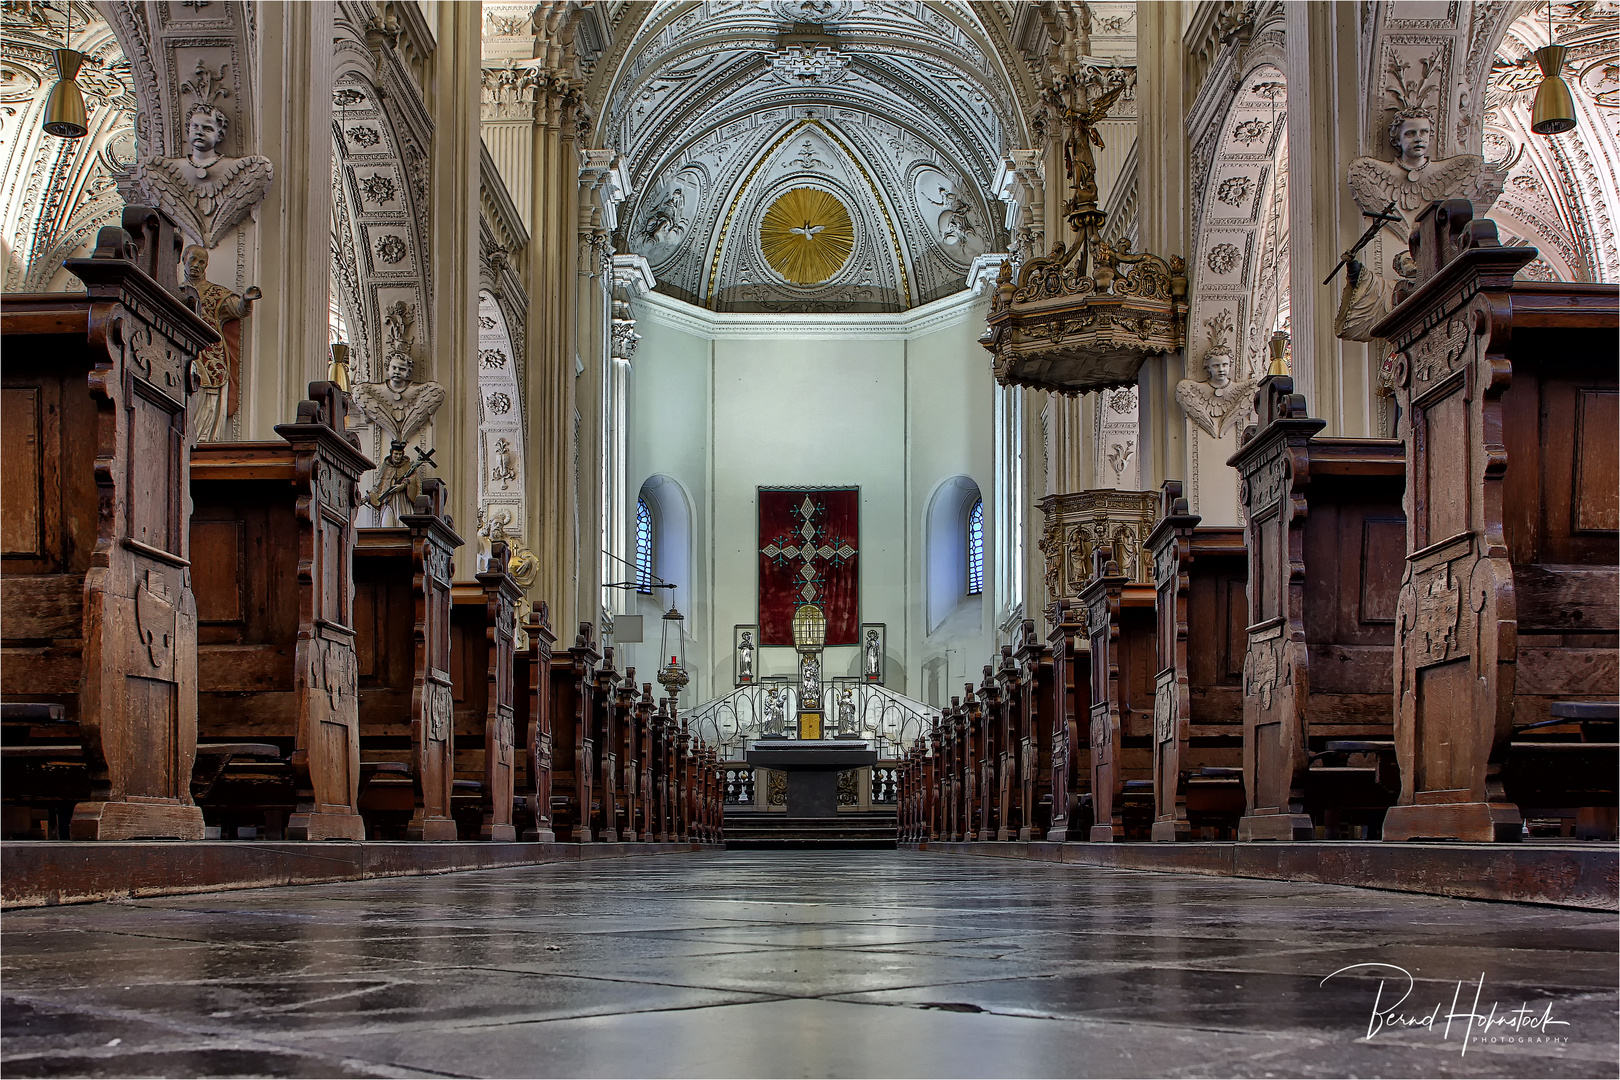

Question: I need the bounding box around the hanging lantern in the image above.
[1530,44,1577,135]
[790,603,826,654]
[656,600,689,701]
[42,48,89,140]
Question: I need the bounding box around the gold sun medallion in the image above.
[759,187,855,285]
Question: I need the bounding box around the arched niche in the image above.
[924,475,984,637]
[637,474,695,608]
[1182,50,1290,521]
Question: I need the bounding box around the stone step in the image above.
[722,812,898,849]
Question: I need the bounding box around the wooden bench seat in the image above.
[1374,200,1617,842]
[3,211,220,840]
[448,542,521,841]
[1146,482,1248,840]
[1228,376,1405,840]
[190,383,372,841]
[352,480,462,841]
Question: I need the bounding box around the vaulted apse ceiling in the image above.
[599,1,1026,312]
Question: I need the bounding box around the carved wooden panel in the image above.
[1573,389,1619,533]
[1232,373,1404,840]
[1379,201,1533,842]
[2,387,43,558]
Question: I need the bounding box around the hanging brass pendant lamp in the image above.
[1530,3,1577,136]
[1530,44,1577,134]
[41,4,88,140]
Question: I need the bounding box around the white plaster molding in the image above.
[965,253,1010,295]
[611,253,656,296]
[636,284,985,339]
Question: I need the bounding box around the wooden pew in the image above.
[351,479,462,841]
[515,606,557,842]
[976,666,1001,841]
[2,209,216,839]
[1145,481,1248,840]
[653,697,674,841]
[1081,554,1156,841]
[631,682,655,842]
[447,542,522,841]
[673,716,691,842]
[928,715,945,842]
[1375,199,1618,841]
[609,670,640,841]
[1045,599,1092,841]
[590,647,622,842]
[991,651,1020,841]
[549,623,599,841]
[958,689,981,840]
[1013,619,1055,841]
[1228,378,1405,840]
[190,383,372,840]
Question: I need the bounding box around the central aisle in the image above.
[3,852,1614,1078]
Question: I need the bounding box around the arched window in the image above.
[634,498,654,593]
[967,499,984,595]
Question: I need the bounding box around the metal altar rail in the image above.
[685,682,935,763]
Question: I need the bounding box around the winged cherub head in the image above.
[1387,111,1433,173]
[185,103,229,166]
[383,351,414,392]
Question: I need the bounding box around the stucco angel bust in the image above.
[1335,110,1506,341]
[131,103,274,248]
[351,304,446,449]
[1176,311,1258,439]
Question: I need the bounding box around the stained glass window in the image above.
[967,499,984,595]
[635,498,654,593]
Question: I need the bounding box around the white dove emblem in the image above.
[791,222,825,238]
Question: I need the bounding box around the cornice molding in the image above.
[636,283,985,339]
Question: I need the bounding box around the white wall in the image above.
[624,291,997,712]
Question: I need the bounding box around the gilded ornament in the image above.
[759,187,855,285]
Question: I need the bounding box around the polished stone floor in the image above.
[2,851,1616,1079]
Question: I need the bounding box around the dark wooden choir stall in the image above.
[1376,199,1617,842]
[1144,480,1247,841]
[352,478,462,841]
[190,382,373,840]
[450,540,523,841]
[1044,598,1092,841]
[2,209,215,840]
[1080,552,1157,842]
[1227,375,1406,840]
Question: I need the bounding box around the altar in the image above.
[745,739,877,818]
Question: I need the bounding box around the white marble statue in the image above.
[864,629,882,681]
[738,631,755,683]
